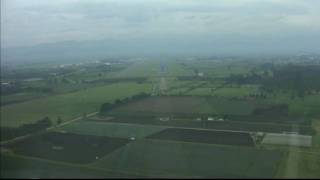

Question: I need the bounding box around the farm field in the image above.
[146,128,255,146]
[263,93,320,118]
[2,0,320,177]
[1,57,320,178]
[110,60,193,78]
[5,132,129,164]
[104,116,313,135]
[1,82,152,127]
[0,153,144,178]
[109,96,260,116]
[92,139,283,178]
[54,120,166,139]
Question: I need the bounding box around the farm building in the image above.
[262,133,312,147]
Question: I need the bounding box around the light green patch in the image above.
[1,82,152,127]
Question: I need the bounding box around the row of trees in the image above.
[100,92,150,113]
[1,116,58,141]
[225,64,320,100]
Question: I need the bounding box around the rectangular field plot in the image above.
[54,121,166,139]
[7,132,129,164]
[109,96,258,116]
[92,140,283,178]
[146,128,254,146]
[105,116,313,135]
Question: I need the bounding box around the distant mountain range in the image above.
[2,35,320,63]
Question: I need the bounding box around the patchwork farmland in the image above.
[1,57,320,178]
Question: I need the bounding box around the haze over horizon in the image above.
[1,0,320,61]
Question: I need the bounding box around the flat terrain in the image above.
[1,57,320,178]
[0,153,144,178]
[110,96,259,116]
[54,120,166,139]
[1,82,151,127]
[92,139,283,178]
[5,132,129,164]
[146,128,255,146]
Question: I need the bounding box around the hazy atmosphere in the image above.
[1,0,320,178]
[2,0,320,61]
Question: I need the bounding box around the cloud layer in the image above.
[1,0,320,54]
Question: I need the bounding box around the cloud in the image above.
[1,0,320,51]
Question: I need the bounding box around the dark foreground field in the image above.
[0,154,144,178]
[147,128,255,146]
[93,139,283,178]
[5,132,129,164]
[0,121,285,178]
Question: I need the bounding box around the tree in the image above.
[57,116,62,125]
[100,102,113,112]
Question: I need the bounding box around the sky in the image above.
[1,0,320,56]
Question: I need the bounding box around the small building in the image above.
[159,117,170,121]
[217,118,224,122]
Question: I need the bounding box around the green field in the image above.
[54,120,166,139]
[92,139,283,178]
[262,92,320,117]
[1,82,152,127]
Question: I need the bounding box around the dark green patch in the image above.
[6,132,129,164]
[147,128,254,146]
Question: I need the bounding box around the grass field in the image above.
[211,85,260,97]
[262,92,320,118]
[92,139,283,178]
[54,120,166,139]
[1,82,152,127]
[184,85,259,97]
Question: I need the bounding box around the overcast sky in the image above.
[1,0,320,54]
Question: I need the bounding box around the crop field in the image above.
[2,56,320,178]
[103,116,312,135]
[109,96,259,116]
[270,94,320,118]
[211,85,260,97]
[6,132,129,164]
[92,139,283,178]
[183,61,254,78]
[1,82,152,127]
[146,128,255,146]
[54,120,166,139]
